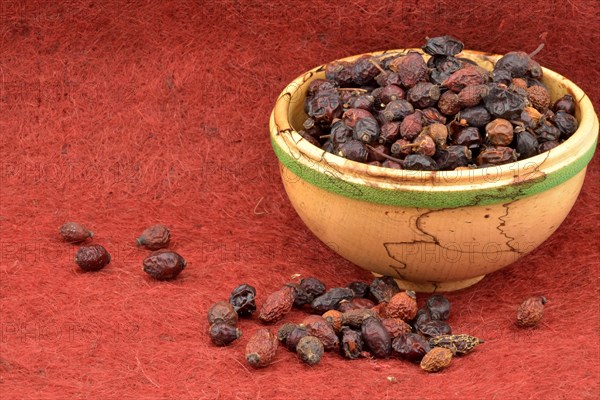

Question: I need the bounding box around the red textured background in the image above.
[1,1,599,399]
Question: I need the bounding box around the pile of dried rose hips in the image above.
[207,276,486,373]
[59,221,187,280]
[298,36,578,170]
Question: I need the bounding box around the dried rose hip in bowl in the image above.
[142,250,186,280]
[60,222,93,243]
[271,35,598,293]
[75,244,111,271]
[136,224,171,250]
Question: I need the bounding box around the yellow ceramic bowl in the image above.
[270,49,598,292]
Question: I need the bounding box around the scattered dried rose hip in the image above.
[392,333,430,362]
[207,301,239,326]
[246,328,278,368]
[229,284,257,317]
[259,285,295,323]
[136,224,171,250]
[310,287,354,313]
[303,315,339,351]
[142,250,186,280]
[209,323,242,346]
[425,294,451,320]
[296,336,324,365]
[298,36,577,171]
[340,326,364,359]
[420,347,453,373]
[386,291,418,321]
[516,296,547,327]
[60,222,93,243]
[361,317,392,358]
[75,244,111,271]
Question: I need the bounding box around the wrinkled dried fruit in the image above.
[381,318,412,339]
[417,320,452,337]
[246,329,278,368]
[420,347,453,373]
[370,302,388,318]
[337,139,369,162]
[277,323,297,343]
[429,334,484,355]
[425,295,451,321]
[350,298,376,309]
[485,118,514,146]
[483,84,526,120]
[296,336,324,365]
[286,326,308,351]
[340,327,364,359]
[60,222,93,243]
[443,68,485,93]
[311,287,354,313]
[526,85,551,111]
[369,276,401,303]
[516,296,547,327]
[322,310,343,332]
[136,224,171,250]
[459,105,491,127]
[458,84,488,107]
[209,323,241,346]
[290,283,313,308]
[381,99,415,123]
[399,111,423,140]
[229,284,256,317]
[476,146,517,166]
[142,250,186,280]
[435,145,472,170]
[553,94,576,115]
[437,91,461,115]
[361,317,392,358]
[389,52,428,88]
[552,111,578,139]
[75,244,111,272]
[300,277,327,298]
[515,131,540,159]
[385,291,418,321]
[407,82,440,108]
[403,154,438,171]
[425,123,448,147]
[392,333,431,362]
[348,281,370,298]
[342,309,380,328]
[207,301,238,326]
[303,315,339,351]
[422,35,464,56]
[259,286,295,323]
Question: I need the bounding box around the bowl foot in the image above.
[371,273,486,293]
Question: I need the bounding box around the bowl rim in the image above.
[270,49,598,208]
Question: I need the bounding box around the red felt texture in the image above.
[1,1,599,399]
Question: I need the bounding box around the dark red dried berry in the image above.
[286,326,308,351]
[429,55,463,85]
[552,111,578,139]
[75,244,111,272]
[367,143,390,162]
[538,140,560,152]
[351,94,375,110]
[277,323,298,343]
[443,67,485,93]
[229,284,256,317]
[515,131,540,159]
[342,108,375,128]
[381,318,412,339]
[368,277,401,304]
[535,120,561,142]
[361,317,392,358]
[403,154,438,171]
[246,329,278,368]
[342,309,380,328]
[381,100,415,123]
[553,94,576,115]
[340,327,364,359]
[325,61,354,86]
[302,315,339,351]
[379,121,401,144]
[350,298,376,309]
[422,36,464,56]
[389,52,428,88]
[352,56,381,86]
[476,146,517,166]
[330,119,353,147]
[310,287,354,313]
[392,333,431,362]
[459,105,491,128]
[435,145,472,170]
[425,294,451,321]
[407,82,441,108]
[517,296,547,327]
[354,115,380,143]
[296,336,324,365]
[60,222,93,243]
[485,118,514,146]
[337,140,369,162]
[458,84,488,107]
[207,301,238,326]
[307,91,343,125]
[209,323,242,346]
[347,281,370,298]
[417,320,452,337]
[399,110,423,140]
[494,51,542,79]
[136,224,171,250]
[421,107,447,125]
[483,84,526,120]
[382,160,403,169]
[142,250,186,280]
[259,285,295,323]
[452,126,482,149]
[437,91,461,115]
[375,84,405,105]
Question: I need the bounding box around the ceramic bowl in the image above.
[269,49,598,292]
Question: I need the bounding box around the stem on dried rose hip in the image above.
[337,88,368,93]
[528,43,545,58]
[365,144,405,165]
[368,59,386,74]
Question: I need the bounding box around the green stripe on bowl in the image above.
[271,137,597,209]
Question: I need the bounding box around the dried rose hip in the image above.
[389,51,428,88]
[342,309,379,328]
[229,284,256,317]
[246,329,278,368]
[350,298,375,309]
[420,347,453,373]
[337,140,369,162]
[429,334,484,355]
[277,323,297,343]
[300,277,326,298]
[60,222,93,243]
[553,94,576,115]
[399,110,423,140]
[322,310,343,333]
[516,131,540,159]
[207,301,238,326]
[290,283,312,308]
[392,333,431,362]
[385,291,418,321]
[422,36,464,56]
[381,318,412,339]
[368,276,400,304]
[403,154,438,171]
[361,317,391,358]
[209,323,241,346]
[142,250,186,280]
[425,294,451,321]
[303,315,339,350]
[296,336,324,365]
[340,326,364,359]
[286,325,308,351]
[552,111,578,139]
[516,296,547,327]
[310,287,354,313]
[485,118,514,146]
[347,281,370,298]
[437,91,461,115]
[259,285,295,323]
[417,320,452,338]
[527,85,551,111]
[75,244,111,272]
[136,224,170,250]
[476,146,517,166]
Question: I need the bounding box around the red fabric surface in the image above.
[1,1,599,399]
